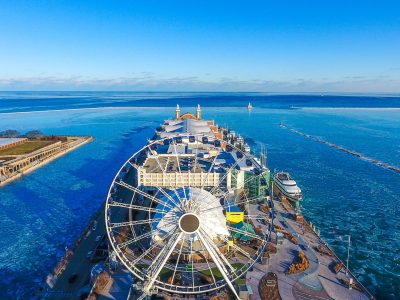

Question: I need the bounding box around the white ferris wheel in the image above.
[105,133,269,299]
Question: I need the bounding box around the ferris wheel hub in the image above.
[179,213,200,234]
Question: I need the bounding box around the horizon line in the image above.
[1,90,400,96]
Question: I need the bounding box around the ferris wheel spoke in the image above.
[192,139,200,177]
[200,148,222,189]
[217,171,264,201]
[117,231,153,248]
[157,187,185,211]
[200,170,265,214]
[198,233,219,287]
[189,238,195,287]
[224,238,255,263]
[222,194,264,210]
[209,156,246,195]
[199,193,263,215]
[108,200,170,215]
[170,187,187,209]
[115,180,175,211]
[143,231,184,294]
[190,191,210,213]
[131,230,180,265]
[171,235,186,286]
[243,214,267,220]
[109,222,174,254]
[152,149,167,173]
[155,186,184,211]
[197,230,241,300]
[117,223,178,248]
[151,154,186,210]
[172,142,190,208]
[109,218,163,229]
[201,230,236,273]
[147,227,180,267]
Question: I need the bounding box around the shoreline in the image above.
[38,202,106,299]
[0,136,93,187]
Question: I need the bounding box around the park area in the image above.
[0,141,54,156]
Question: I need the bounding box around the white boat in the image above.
[273,171,302,202]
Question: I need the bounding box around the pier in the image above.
[38,108,375,299]
[280,123,400,174]
[0,136,93,186]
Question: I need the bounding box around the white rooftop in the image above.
[160,119,213,138]
[0,138,27,147]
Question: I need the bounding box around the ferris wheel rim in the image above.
[105,132,269,294]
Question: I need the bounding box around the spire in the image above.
[175,104,180,119]
[196,104,201,119]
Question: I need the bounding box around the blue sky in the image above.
[0,0,399,92]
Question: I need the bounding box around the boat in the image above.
[273,171,302,203]
[247,102,253,110]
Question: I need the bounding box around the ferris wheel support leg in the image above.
[143,232,184,294]
[197,231,241,300]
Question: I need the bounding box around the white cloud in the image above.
[0,75,399,93]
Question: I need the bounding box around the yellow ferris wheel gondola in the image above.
[226,205,244,223]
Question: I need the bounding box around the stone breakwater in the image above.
[280,123,400,174]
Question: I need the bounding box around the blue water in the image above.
[0,92,399,299]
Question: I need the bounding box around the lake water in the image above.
[0,92,399,299]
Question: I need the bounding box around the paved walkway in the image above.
[98,269,134,300]
[270,199,369,300]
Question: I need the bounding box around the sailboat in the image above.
[247,102,253,110]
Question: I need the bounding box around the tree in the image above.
[94,271,111,293]
[25,130,43,138]
[0,129,20,137]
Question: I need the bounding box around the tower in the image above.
[196,104,201,120]
[175,104,180,119]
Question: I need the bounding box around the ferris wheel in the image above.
[105,133,269,299]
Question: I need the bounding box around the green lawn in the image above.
[199,263,245,280]
[136,264,173,281]
[0,141,54,155]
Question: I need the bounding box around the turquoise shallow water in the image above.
[0,93,399,299]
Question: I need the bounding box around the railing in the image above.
[315,234,375,299]
[270,186,374,299]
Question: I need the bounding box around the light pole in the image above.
[345,235,351,276]
[345,235,353,290]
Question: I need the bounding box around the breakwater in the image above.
[280,123,400,174]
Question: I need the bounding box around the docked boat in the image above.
[273,171,302,204]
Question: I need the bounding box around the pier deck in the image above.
[266,197,371,300]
